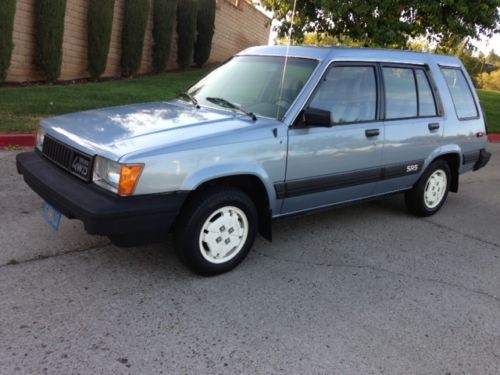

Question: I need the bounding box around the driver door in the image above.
[280,63,384,215]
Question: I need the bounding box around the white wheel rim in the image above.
[424,169,447,209]
[199,206,249,264]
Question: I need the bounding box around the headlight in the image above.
[36,126,46,151]
[93,156,144,196]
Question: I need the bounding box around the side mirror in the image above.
[303,107,332,127]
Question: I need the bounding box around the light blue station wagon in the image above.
[17,46,491,275]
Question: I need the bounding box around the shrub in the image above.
[87,0,115,79]
[176,0,198,69]
[121,0,150,77]
[0,0,16,82]
[477,70,500,92]
[34,0,67,82]
[194,0,216,67]
[152,0,178,73]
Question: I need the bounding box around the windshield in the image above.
[186,55,318,119]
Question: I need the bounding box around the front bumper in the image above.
[16,152,188,245]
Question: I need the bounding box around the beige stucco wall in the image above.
[6,0,270,82]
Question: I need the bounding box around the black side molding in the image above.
[274,160,424,199]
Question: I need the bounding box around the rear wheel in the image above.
[405,160,451,217]
[174,187,258,276]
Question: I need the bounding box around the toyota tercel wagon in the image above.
[17,46,491,275]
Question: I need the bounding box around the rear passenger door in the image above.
[281,63,384,215]
[375,64,443,194]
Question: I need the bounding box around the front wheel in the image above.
[405,160,451,217]
[174,187,258,276]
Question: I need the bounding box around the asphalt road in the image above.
[1,145,499,375]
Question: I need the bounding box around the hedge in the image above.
[153,0,178,73]
[34,0,67,82]
[121,0,150,77]
[176,0,198,69]
[0,0,16,82]
[87,0,115,79]
[194,0,216,67]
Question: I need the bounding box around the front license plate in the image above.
[41,201,62,231]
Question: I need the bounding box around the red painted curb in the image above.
[0,134,35,148]
[489,134,500,143]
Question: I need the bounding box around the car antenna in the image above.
[276,0,298,119]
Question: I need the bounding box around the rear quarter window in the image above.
[440,67,478,120]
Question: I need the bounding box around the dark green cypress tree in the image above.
[176,0,198,69]
[0,0,16,82]
[153,0,178,73]
[34,0,67,82]
[87,0,115,79]
[121,0,150,77]
[194,0,216,67]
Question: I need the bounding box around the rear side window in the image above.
[383,67,418,119]
[441,67,478,120]
[309,66,377,124]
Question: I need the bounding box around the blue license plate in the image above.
[41,201,62,231]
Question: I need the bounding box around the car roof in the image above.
[238,45,462,67]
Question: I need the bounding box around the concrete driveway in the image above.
[1,144,499,374]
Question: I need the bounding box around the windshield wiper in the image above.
[206,97,257,121]
[178,92,200,109]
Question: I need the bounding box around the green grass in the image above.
[0,68,209,133]
[477,90,500,133]
[0,70,499,134]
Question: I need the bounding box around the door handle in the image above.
[365,129,380,138]
[428,122,440,131]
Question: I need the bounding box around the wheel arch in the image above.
[182,172,275,241]
[428,151,460,193]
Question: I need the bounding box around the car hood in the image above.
[42,101,250,161]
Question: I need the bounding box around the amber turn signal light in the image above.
[118,165,144,196]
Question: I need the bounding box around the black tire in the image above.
[174,186,258,276]
[405,159,451,217]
